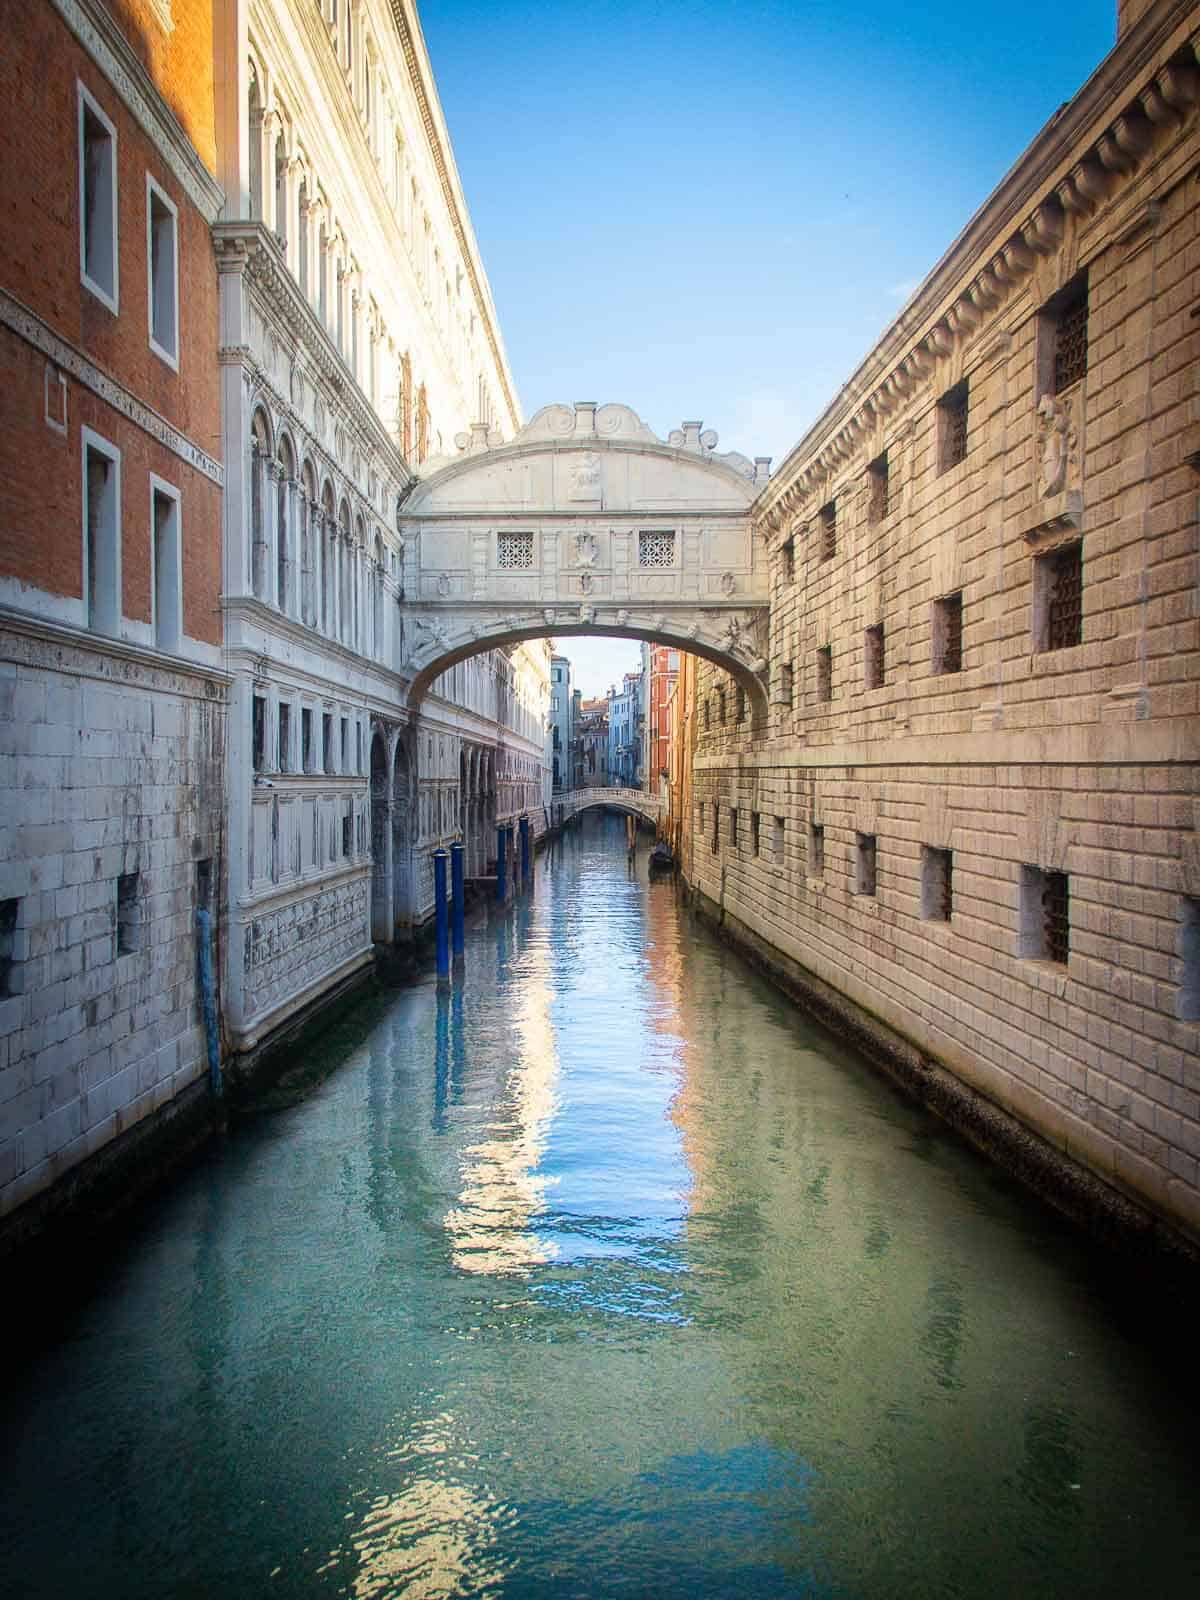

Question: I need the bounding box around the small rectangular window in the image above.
[751,812,760,857]
[151,478,181,652]
[147,176,179,367]
[773,816,785,862]
[781,536,795,584]
[729,808,739,850]
[1035,543,1083,651]
[116,872,140,955]
[341,716,349,770]
[302,708,313,771]
[736,686,747,722]
[922,847,953,921]
[83,429,121,636]
[278,703,291,772]
[79,84,118,311]
[0,898,19,998]
[819,501,836,561]
[856,833,877,896]
[810,823,825,876]
[711,801,720,854]
[252,695,266,773]
[816,645,832,703]
[638,529,676,569]
[938,380,969,472]
[497,531,534,569]
[1021,865,1069,964]
[342,808,352,858]
[780,663,794,708]
[323,711,334,772]
[867,451,889,523]
[717,686,727,724]
[865,624,885,690]
[933,592,963,675]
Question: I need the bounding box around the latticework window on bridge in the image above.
[497,532,535,569]
[638,529,675,568]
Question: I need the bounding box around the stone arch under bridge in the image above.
[562,786,663,826]
[397,402,772,716]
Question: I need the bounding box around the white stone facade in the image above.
[212,1,548,1057]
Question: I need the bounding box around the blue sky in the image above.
[421,0,1115,695]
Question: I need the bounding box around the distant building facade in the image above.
[575,697,609,787]
[550,654,574,791]
[642,643,680,800]
[607,670,641,788]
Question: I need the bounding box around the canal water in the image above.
[3,815,1198,1598]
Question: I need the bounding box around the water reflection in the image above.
[0,815,1198,1599]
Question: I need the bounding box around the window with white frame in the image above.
[78,84,118,312]
[150,476,181,652]
[82,427,120,635]
[146,176,179,367]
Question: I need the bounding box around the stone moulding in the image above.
[756,11,1200,537]
[1,289,224,486]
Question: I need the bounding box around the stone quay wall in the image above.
[684,2,1200,1245]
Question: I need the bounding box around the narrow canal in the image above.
[3,815,1198,1598]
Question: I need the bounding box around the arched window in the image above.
[276,434,295,612]
[373,532,384,659]
[297,180,309,295]
[353,512,365,651]
[338,500,351,644]
[321,482,335,633]
[300,461,317,626]
[248,67,263,220]
[415,383,429,464]
[249,408,272,599]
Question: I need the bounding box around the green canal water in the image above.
[3,814,1198,1598]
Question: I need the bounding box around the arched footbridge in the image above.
[558,786,663,826]
[398,402,772,719]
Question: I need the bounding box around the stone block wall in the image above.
[0,624,225,1221]
[685,7,1200,1241]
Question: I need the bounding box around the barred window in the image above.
[638,529,675,568]
[729,808,739,849]
[856,833,877,896]
[810,823,825,875]
[1021,865,1069,965]
[865,624,885,690]
[497,531,534,569]
[736,685,747,722]
[933,592,963,674]
[819,501,836,561]
[868,451,889,523]
[1053,280,1088,394]
[939,380,968,471]
[816,645,832,703]
[751,812,761,856]
[922,847,953,921]
[1036,543,1082,651]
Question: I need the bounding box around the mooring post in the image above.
[450,839,465,959]
[433,848,450,984]
[519,814,531,884]
[496,824,507,903]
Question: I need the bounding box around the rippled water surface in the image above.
[4,815,1199,1598]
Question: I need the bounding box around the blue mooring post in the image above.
[433,848,450,983]
[519,815,531,884]
[495,825,507,903]
[450,840,465,959]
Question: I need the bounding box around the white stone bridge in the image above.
[397,402,772,718]
[558,786,663,826]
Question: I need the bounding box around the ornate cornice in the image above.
[385,1,520,432]
[756,4,1200,537]
[1,287,223,485]
[213,221,413,503]
[50,0,224,221]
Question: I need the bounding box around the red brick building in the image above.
[0,1,227,1233]
[643,644,679,800]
